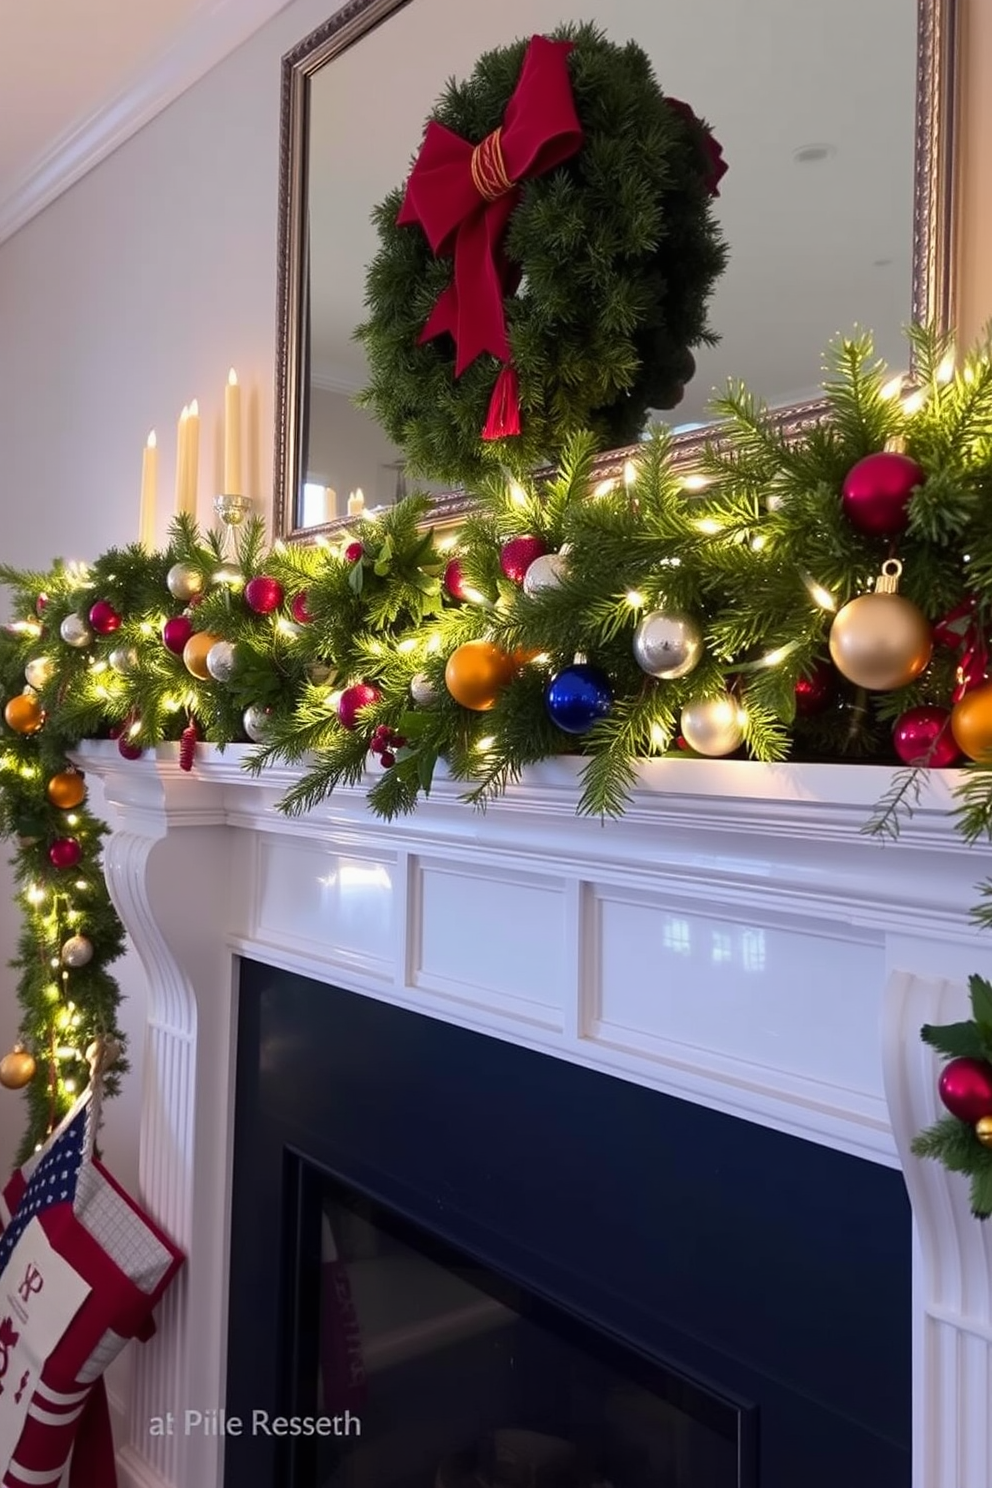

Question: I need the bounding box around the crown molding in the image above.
[0,0,298,247]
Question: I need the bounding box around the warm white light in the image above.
[936,353,956,384]
[462,586,486,604]
[592,479,616,499]
[74,880,88,891]
[649,722,668,750]
[901,390,925,416]
[476,736,495,752]
[880,374,905,401]
[228,368,238,388]
[625,591,645,608]
[327,690,344,712]
[437,534,458,552]
[26,884,45,905]
[276,618,300,637]
[397,638,417,653]
[682,474,710,492]
[623,460,638,488]
[66,815,79,826]
[735,708,749,728]
[759,644,796,668]
[508,481,528,507]
[426,634,442,655]
[529,652,550,665]
[127,720,142,739]
[63,1079,76,1094]
[803,575,838,612]
[750,535,767,551]
[9,620,41,636]
[695,518,722,535]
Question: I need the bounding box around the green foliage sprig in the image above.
[911,975,992,1218]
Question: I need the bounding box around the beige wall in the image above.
[0,0,989,1187]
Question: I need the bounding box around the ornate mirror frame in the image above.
[272,0,958,540]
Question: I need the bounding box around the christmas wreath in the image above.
[356,22,728,487]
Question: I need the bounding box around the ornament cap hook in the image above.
[875,558,903,594]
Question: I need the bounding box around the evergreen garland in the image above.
[6,323,992,1199]
[356,22,727,486]
[911,975,992,1218]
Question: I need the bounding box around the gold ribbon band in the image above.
[470,128,514,201]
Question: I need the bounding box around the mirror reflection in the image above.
[293,0,917,532]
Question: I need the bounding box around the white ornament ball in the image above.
[24,657,54,690]
[633,610,704,679]
[679,694,744,757]
[522,552,567,597]
[243,704,273,743]
[410,672,438,706]
[108,645,139,675]
[61,935,94,968]
[166,562,204,602]
[60,614,93,649]
[205,640,237,683]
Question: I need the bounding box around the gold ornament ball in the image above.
[680,694,744,757]
[0,1045,36,1090]
[47,770,87,809]
[182,632,222,681]
[951,682,992,762]
[828,592,932,691]
[444,641,516,711]
[4,692,45,735]
[976,1115,992,1148]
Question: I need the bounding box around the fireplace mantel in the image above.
[72,742,992,1488]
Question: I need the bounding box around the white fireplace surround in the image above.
[71,741,992,1488]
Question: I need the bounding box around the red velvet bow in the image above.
[666,98,727,197]
[397,35,583,439]
[934,595,988,701]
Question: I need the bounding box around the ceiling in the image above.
[0,0,294,242]
[306,0,917,423]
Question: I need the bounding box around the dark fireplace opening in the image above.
[226,961,911,1488]
[284,1163,754,1488]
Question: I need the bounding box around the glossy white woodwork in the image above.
[71,742,992,1488]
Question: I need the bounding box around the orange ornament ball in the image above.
[4,693,45,735]
[46,770,86,809]
[951,682,992,761]
[182,632,222,681]
[444,641,516,711]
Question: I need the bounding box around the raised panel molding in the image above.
[0,0,297,246]
[72,742,992,1488]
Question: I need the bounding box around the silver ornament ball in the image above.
[679,694,744,757]
[633,609,704,680]
[60,614,93,649]
[24,656,54,690]
[243,704,273,743]
[410,672,438,706]
[108,645,139,675]
[166,562,204,602]
[212,563,243,589]
[522,552,567,597]
[205,640,237,683]
[61,935,94,968]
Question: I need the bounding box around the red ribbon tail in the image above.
[482,365,521,440]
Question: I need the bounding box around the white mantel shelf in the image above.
[71,743,992,1488]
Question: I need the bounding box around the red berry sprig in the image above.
[370,725,407,769]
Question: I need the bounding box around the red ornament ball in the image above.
[443,559,470,601]
[500,535,547,585]
[337,683,381,731]
[938,1057,992,1124]
[88,600,122,635]
[892,705,961,767]
[794,659,835,716]
[291,591,312,624]
[117,734,144,761]
[344,542,364,564]
[840,451,924,537]
[162,616,193,655]
[244,576,285,615]
[35,593,48,617]
[48,837,82,869]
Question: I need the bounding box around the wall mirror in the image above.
[273,0,956,540]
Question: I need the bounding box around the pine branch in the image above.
[861,768,924,841]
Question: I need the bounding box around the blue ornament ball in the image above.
[545,664,613,735]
